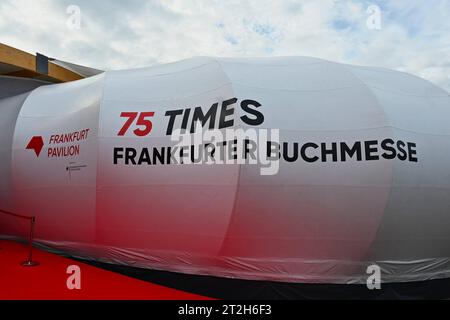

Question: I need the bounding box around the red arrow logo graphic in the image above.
[26,136,44,157]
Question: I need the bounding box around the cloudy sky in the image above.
[0,0,449,91]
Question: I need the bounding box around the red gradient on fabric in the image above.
[0,240,211,300]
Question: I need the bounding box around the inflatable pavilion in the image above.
[1,52,450,285]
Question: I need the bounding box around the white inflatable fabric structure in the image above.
[1,56,450,284]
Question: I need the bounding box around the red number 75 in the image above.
[118,112,155,136]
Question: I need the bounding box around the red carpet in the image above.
[0,240,210,300]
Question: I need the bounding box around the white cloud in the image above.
[0,0,448,92]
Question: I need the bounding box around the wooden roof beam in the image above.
[0,43,83,83]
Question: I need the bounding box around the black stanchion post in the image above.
[21,216,39,267]
[0,209,40,267]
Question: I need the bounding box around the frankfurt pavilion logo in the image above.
[26,136,44,157]
[25,129,89,159]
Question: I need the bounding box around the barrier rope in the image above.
[0,209,39,267]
